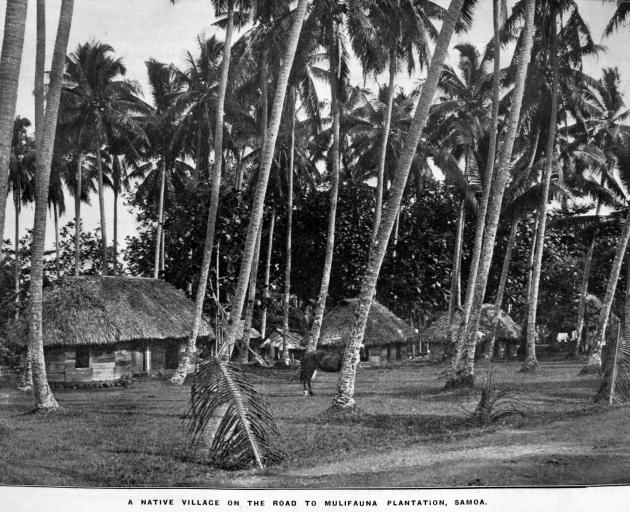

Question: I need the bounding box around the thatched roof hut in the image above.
[261,329,304,351]
[11,276,213,347]
[318,298,416,348]
[421,304,521,345]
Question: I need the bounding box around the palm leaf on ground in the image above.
[188,357,286,470]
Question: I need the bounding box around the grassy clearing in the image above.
[1,359,628,487]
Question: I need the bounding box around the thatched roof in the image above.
[421,304,521,344]
[11,276,213,347]
[261,329,304,351]
[318,298,416,347]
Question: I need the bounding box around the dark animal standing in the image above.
[299,350,343,396]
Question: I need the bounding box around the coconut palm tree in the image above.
[30,0,75,411]
[570,68,628,354]
[0,0,28,258]
[347,0,444,244]
[332,0,476,408]
[584,130,630,372]
[220,0,310,358]
[8,116,34,307]
[61,42,148,276]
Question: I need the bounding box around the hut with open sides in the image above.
[317,298,417,365]
[421,304,522,362]
[10,276,213,387]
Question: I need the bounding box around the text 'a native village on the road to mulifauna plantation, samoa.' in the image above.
[130,498,487,508]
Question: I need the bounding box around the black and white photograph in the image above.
[1,0,630,509]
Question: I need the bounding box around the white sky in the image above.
[2,0,630,253]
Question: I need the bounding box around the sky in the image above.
[2,0,630,254]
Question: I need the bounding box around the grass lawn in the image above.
[1,359,629,487]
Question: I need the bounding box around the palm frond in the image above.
[596,324,630,404]
[188,357,285,470]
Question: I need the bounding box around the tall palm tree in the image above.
[571,68,628,354]
[303,0,349,352]
[61,42,148,275]
[604,1,630,37]
[8,116,34,307]
[0,0,28,258]
[347,0,444,244]
[332,0,474,408]
[172,0,261,383]
[221,0,310,357]
[30,0,75,411]
[585,130,630,371]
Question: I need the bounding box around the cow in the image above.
[299,350,343,396]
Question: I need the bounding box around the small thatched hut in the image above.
[318,298,416,365]
[260,329,304,361]
[421,304,521,361]
[10,276,213,386]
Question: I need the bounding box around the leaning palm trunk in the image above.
[453,0,504,362]
[239,227,262,363]
[332,0,467,408]
[522,15,560,373]
[29,0,74,411]
[222,0,309,355]
[371,52,396,245]
[305,21,342,353]
[95,135,108,275]
[153,160,166,278]
[584,209,630,372]
[0,0,28,256]
[484,217,519,359]
[260,208,275,339]
[74,155,81,275]
[171,1,236,384]
[445,0,536,389]
[282,91,296,362]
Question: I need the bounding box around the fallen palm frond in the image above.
[595,324,630,405]
[187,356,285,470]
[461,371,526,426]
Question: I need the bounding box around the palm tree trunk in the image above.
[282,89,296,362]
[74,154,81,276]
[584,209,630,372]
[485,217,519,359]
[29,0,74,411]
[221,0,309,356]
[455,0,504,355]
[332,0,467,408]
[574,180,605,357]
[260,207,275,339]
[193,128,202,189]
[0,0,28,256]
[522,12,560,373]
[240,225,262,362]
[14,194,19,315]
[54,203,60,279]
[95,134,108,275]
[153,160,166,278]
[371,50,396,245]
[575,235,596,356]
[449,201,465,314]
[171,0,237,383]
[113,187,118,275]
[161,228,165,272]
[305,19,342,353]
[445,0,536,390]
[34,0,45,150]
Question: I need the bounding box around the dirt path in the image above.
[233,405,630,488]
